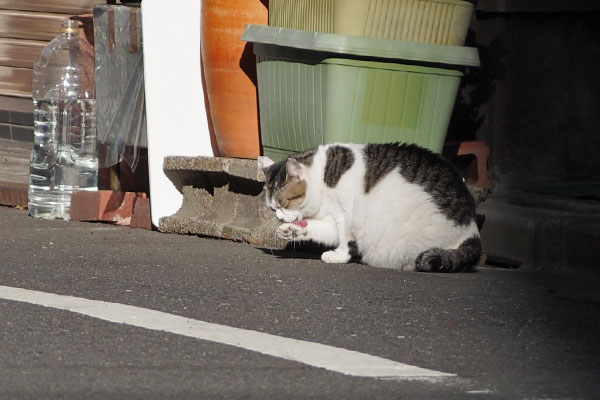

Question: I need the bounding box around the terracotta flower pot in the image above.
[201,0,267,159]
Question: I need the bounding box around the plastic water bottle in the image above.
[29,19,98,220]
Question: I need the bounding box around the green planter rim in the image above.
[242,24,480,68]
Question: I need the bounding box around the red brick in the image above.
[0,182,28,207]
[71,190,124,221]
[103,192,137,224]
[70,190,150,229]
[130,196,152,230]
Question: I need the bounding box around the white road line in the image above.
[0,285,455,380]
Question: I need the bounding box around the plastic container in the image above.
[29,19,97,220]
[93,5,147,171]
[268,0,474,46]
[242,24,480,160]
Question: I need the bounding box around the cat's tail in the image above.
[415,236,482,273]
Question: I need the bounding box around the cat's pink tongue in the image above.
[292,219,308,227]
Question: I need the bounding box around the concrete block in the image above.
[478,193,600,273]
[159,156,287,249]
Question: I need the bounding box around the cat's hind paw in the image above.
[276,222,307,240]
[321,249,351,264]
[415,248,444,272]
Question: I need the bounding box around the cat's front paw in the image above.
[276,223,307,240]
[321,249,351,264]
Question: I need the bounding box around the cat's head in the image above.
[258,156,308,223]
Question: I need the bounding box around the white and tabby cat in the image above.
[258,143,481,272]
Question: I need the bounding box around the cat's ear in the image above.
[257,156,275,170]
[257,156,275,181]
[286,158,303,180]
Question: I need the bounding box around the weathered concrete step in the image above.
[159,156,287,249]
[478,192,600,273]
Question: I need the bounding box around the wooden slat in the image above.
[0,38,45,68]
[0,10,66,41]
[0,65,32,98]
[0,0,104,14]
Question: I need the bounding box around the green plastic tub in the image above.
[269,0,474,46]
[242,25,480,160]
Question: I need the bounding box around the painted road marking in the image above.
[0,285,455,380]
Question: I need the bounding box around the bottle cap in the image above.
[60,19,79,34]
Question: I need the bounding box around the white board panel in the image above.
[141,0,213,227]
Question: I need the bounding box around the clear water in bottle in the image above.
[29,99,97,219]
[28,20,97,220]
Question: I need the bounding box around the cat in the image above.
[258,142,482,272]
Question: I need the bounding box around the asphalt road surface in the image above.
[1,206,599,399]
